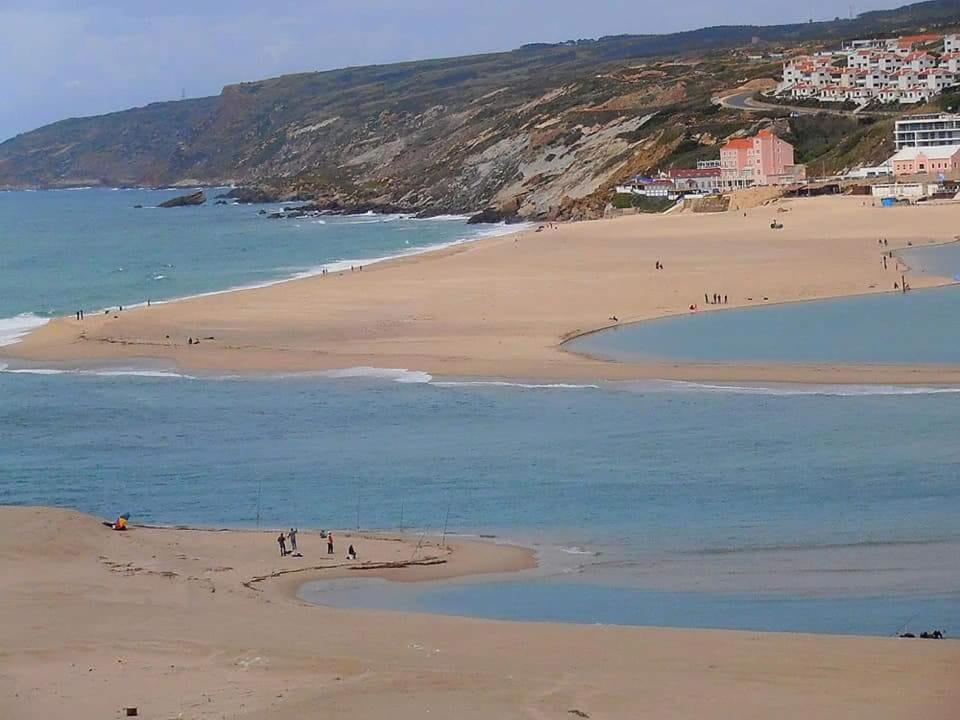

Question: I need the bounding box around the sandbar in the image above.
[1,506,957,719]
[6,195,960,384]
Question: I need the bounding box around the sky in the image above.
[0,0,909,142]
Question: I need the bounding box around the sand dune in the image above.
[8,196,960,384]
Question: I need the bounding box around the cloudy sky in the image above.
[0,0,907,141]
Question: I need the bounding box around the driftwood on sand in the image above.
[242,557,447,591]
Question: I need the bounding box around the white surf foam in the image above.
[2,368,66,375]
[633,379,960,397]
[559,546,596,556]
[320,367,433,384]
[87,369,194,379]
[0,313,49,347]
[433,380,599,390]
[0,366,193,379]
[416,214,471,222]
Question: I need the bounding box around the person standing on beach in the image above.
[277,533,287,557]
[289,528,298,554]
[327,533,334,555]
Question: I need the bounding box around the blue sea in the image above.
[2,189,958,636]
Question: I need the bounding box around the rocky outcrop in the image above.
[221,187,284,204]
[159,191,206,208]
[467,208,521,225]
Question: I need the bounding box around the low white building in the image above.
[945,35,960,53]
[871,183,926,199]
[845,162,892,179]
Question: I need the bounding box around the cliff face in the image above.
[1,2,957,217]
[0,48,728,218]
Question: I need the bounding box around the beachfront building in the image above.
[665,167,722,193]
[777,32,957,105]
[844,161,893,179]
[720,130,803,187]
[895,113,960,149]
[889,145,960,176]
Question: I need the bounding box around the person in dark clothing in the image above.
[347,544,357,560]
[278,533,287,557]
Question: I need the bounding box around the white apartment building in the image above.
[778,33,957,106]
[895,113,960,150]
[945,35,960,53]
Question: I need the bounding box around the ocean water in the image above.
[0,188,504,345]
[2,371,959,635]
[1,190,959,636]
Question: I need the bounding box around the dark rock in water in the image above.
[467,208,520,225]
[214,200,228,205]
[267,212,285,219]
[159,191,206,208]
[133,204,143,209]
[258,209,268,215]
[225,186,280,204]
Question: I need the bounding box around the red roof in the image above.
[723,138,753,150]
[899,34,941,45]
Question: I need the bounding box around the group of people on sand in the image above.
[877,237,913,292]
[277,527,357,560]
[704,293,728,305]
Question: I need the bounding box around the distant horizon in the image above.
[0,0,912,142]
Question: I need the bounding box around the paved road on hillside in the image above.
[716,91,896,118]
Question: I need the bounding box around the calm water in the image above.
[1,191,958,635]
[566,285,960,364]
[2,371,959,635]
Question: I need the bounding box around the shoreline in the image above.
[6,195,960,385]
[3,506,958,719]
[0,215,527,349]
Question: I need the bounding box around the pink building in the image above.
[890,145,960,175]
[720,130,800,186]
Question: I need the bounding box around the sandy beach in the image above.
[6,195,960,384]
[0,506,955,719]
